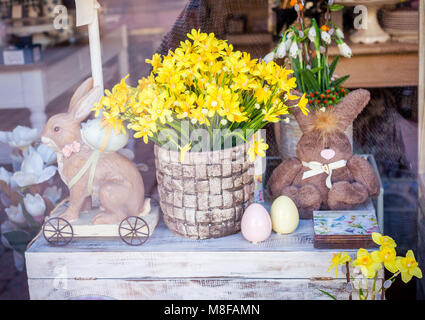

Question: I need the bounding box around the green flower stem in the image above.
[371,273,378,300]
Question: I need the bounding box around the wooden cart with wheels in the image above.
[42,198,159,247]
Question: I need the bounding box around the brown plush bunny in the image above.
[41,78,146,224]
[268,89,380,219]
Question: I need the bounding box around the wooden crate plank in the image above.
[26,249,356,280]
[28,278,367,300]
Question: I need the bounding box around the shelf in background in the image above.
[329,40,419,88]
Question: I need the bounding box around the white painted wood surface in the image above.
[26,198,383,300]
[29,278,364,300]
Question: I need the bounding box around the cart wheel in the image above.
[43,217,74,246]
[119,216,150,246]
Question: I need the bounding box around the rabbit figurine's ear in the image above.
[70,86,102,122]
[69,77,94,110]
[334,89,370,131]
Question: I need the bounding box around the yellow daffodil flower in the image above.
[396,250,422,283]
[248,139,268,162]
[327,252,351,277]
[297,93,310,115]
[145,53,162,72]
[372,232,397,248]
[372,246,398,273]
[351,248,382,279]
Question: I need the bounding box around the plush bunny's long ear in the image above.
[334,89,370,131]
[70,86,102,122]
[69,77,94,111]
[288,91,315,133]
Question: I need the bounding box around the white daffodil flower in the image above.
[23,193,46,222]
[43,186,62,205]
[338,42,352,58]
[12,149,57,187]
[5,203,26,225]
[0,126,39,150]
[36,144,57,165]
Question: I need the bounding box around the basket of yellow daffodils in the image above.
[94,29,307,239]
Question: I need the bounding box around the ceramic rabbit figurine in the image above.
[41,78,146,224]
[268,89,380,219]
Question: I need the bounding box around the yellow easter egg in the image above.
[270,196,299,234]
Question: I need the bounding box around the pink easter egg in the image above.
[241,203,272,243]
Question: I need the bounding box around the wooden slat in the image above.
[28,278,368,300]
[328,40,418,56]
[331,52,418,88]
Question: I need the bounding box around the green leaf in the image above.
[329,56,339,79]
[317,289,337,300]
[3,230,31,254]
[329,4,344,11]
[310,67,323,74]
[331,75,350,87]
[300,69,320,91]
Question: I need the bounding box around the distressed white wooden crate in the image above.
[25,199,382,300]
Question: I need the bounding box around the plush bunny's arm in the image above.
[347,155,380,197]
[268,158,302,197]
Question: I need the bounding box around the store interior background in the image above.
[0,0,421,299]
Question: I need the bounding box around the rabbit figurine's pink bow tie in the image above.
[62,141,81,158]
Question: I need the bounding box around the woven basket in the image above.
[274,114,354,160]
[154,143,255,240]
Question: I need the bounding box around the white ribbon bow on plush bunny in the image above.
[302,160,347,189]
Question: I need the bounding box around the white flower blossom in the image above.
[0,126,39,149]
[12,149,57,187]
[308,27,317,42]
[289,42,300,59]
[37,144,57,165]
[5,203,26,225]
[23,193,46,222]
[338,42,352,58]
[275,41,287,59]
[263,51,275,63]
[336,28,344,39]
[321,31,331,45]
[0,167,12,185]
